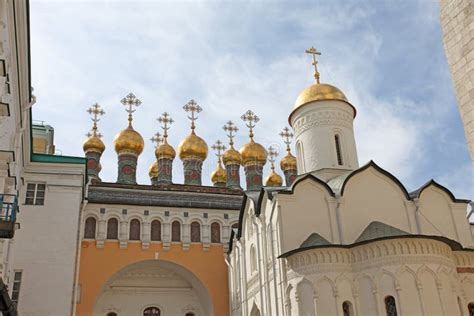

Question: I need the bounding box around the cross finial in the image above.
[120,92,142,126]
[305,46,322,84]
[279,127,294,153]
[150,132,162,148]
[267,146,279,170]
[157,112,174,140]
[183,99,202,133]
[212,140,226,164]
[223,120,239,147]
[241,110,260,140]
[86,102,105,137]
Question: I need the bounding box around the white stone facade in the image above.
[440,0,474,164]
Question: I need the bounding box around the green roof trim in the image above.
[31,153,86,164]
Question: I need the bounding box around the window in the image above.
[25,183,45,205]
[106,218,118,240]
[469,302,474,316]
[385,296,397,316]
[185,313,195,316]
[129,219,141,240]
[84,217,96,239]
[211,222,221,243]
[335,134,343,165]
[250,245,257,273]
[342,301,354,316]
[190,221,201,242]
[151,220,161,241]
[107,313,117,316]
[11,271,22,305]
[143,307,161,315]
[172,221,181,242]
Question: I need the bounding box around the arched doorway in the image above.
[250,303,261,316]
[93,260,212,315]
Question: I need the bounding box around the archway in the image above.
[93,260,213,316]
[250,303,261,316]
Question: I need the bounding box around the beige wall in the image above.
[440,0,474,163]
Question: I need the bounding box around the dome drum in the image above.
[225,164,241,189]
[157,159,173,184]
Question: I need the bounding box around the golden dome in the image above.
[289,83,356,125]
[265,170,283,187]
[113,126,145,155]
[280,152,297,171]
[178,132,208,160]
[155,140,176,160]
[148,161,158,178]
[223,147,242,165]
[83,135,105,154]
[211,163,227,185]
[240,140,267,166]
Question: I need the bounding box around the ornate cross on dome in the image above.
[183,99,202,133]
[212,140,226,162]
[150,132,162,148]
[279,127,294,152]
[305,46,321,84]
[157,112,174,140]
[223,120,239,147]
[267,146,279,169]
[121,92,142,126]
[86,103,105,137]
[241,110,260,140]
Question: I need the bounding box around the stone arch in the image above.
[93,260,213,316]
[250,302,261,316]
[355,273,377,316]
[296,278,317,315]
[315,276,337,315]
[417,265,443,314]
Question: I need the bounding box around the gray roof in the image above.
[355,221,409,243]
[300,233,332,247]
[326,172,351,195]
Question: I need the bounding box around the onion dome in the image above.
[280,152,297,171]
[178,132,208,160]
[148,161,158,178]
[83,134,105,154]
[211,163,227,185]
[223,147,242,165]
[240,140,267,165]
[113,126,145,155]
[156,140,176,160]
[265,170,283,187]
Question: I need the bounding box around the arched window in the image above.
[296,140,304,171]
[384,296,397,316]
[190,221,201,242]
[468,302,474,316]
[106,218,118,240]
[185,313,195,316]
[150,220,161,241]
[250,245,257,273]
[143,307,161,315]
[107,313,117,316]
[84,217,96,239]
[342,301,354,316]
[211,222,221,243]
[129,219,141,240]
[172,221,181,242]
[335,134,343,165]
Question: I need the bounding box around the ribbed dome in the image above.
[265,170,283,187]
[83,135,105,154]
[148,161,158,178]
[280,152,297,171]
[178,132,208,160]
[113,126,144,155]
[223,147,242,165]
[211,163,227,185]
[240,140,267,166]
[155,140,176,160]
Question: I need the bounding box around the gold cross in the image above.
[267,146,279,169]
[241,110,260,140]
[305,46,321,84]
[86,103,105,137]
[279,126,294,153]
[223,120,239,147]
[120,92,142,126]
[183,99,202,133]
[157,112,174,140]
[211,140,226,163]
[150,132,162,148]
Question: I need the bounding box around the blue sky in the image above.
[29,0,473,199]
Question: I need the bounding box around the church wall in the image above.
[278,180,335,253]
[339,168,414,243]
